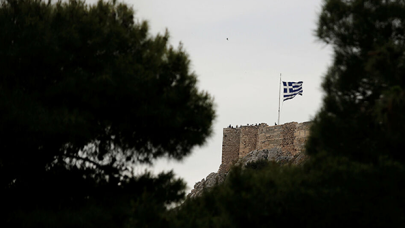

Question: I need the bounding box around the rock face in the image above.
[187,148,308,198]
[236,147,307,167]
[188,172,227,198]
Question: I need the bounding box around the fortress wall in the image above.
[219,121,312,174]
[239,126,259,158]
[293,121,312,154]
[219,128,241,173]
[257,124,283,151]
[281,122,298,155]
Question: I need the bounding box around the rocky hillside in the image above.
[187,148,308,198]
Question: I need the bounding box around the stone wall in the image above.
[219,128,241,173]
[281,122,298,156]
[219,121,312,173]
[239,126,259,158]
[294,122,312,155]
[257,124,282,151]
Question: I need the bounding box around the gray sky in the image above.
[90,0,333,192]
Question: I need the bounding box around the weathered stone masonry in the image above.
[219,121,312,173]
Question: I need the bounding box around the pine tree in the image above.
[0,0,215,226]
[0,0,215,187]
[306,0,405,164]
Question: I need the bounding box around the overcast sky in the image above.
[89,0,333,192]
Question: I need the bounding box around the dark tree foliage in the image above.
[306,0,405,163]
[244,159,273,170]
[0,0,214,187]
[172,159,405,228]
[7,170,186,228]
[0,0,214,226]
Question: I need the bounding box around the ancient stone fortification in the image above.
[188,121,312,198]
[219,121,311,173]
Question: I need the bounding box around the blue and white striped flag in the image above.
[283,81,303,101]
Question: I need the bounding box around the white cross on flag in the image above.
[283,81,303,101]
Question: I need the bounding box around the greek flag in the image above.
[283,81,303,101]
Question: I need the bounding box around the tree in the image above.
[0,0,215,226]
[171,159,405,228]
[306,0,405,164]
[0,0,214,185]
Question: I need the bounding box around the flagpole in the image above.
[278,73,281,125]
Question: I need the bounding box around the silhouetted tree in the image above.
[307,0,405,164]
[0,0,214,226]
[172,158,405,228]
